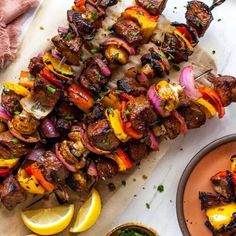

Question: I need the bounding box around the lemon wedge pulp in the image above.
[70,188,102,233]
[21,204,74,235]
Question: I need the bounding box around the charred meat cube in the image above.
[79,57,110,94]
[161,32,192,64]
[0,145,12,159]
[185,1,213,37]
[87,119,120,151]
[177,98,206,129]
[207,74,236,107]
[0,131,30,158]
[32,76,61,109]
[86,102,105,124]
[28,56,44,77]
[41,151,69,183]
[135,0,167,15]
[141,47,170,77]
[117,77,147,96]
[128,140,148,161]
[113,18,143,45]
[99,0,118,8]
[199,192,229,210]
[210,171,235,201]
[67,10,96,40]
[51,34,83,65]
[1,90,22,115]
[162,115,181,139]
[0,175,26,210]
[127,96,157,133]
[96,157,118,179]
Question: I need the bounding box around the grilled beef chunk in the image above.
[42,151,69,183]
[57,102,81,121]
[162,116,181,139]
[28,56,44,77]
[117,77,147,96]
[67,10,96,40]
[135,0,167,15]
[141,47,170,77]
[87,119,120,151]
[127,96,157,133]
[0,131,30,158]
[185,1,213,37]
[99,0,118,7]
[79,57,110,94]
[113,18,143,45]
[207,74,236,107]
[199,192,229,210]
[0,145,12,159]
[0,175,26,210]
[211,171,235,201]
[128,140,148,161]
[161,32,191,63]
[86,102,105,123]
[51,34,83,65]
[96,158,118,179]
[1,90,22,115]
[177,98,206,129]
[32,76,61,108]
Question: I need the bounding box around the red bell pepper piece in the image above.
[124,122,143,140]
[74,0,86,12]
[68,84,94,112]
[25,163,55,192]
[175,26,193,46]
[119,93,134,101]
[0,168,11,177]
[199,86,225,119]
[211,170,236,185]
[40,67,64,88]
[115,148,133,171]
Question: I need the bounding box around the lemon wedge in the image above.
[21,204,74,235]
[70,188,102,233]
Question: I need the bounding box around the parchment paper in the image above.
[0,0,216,235]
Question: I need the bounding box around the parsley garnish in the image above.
[90,11,98,21]
[64,32,74,41]
[12,138,19,144]
[47,85,56,94]
[90,47,101,55]
[113,53,120,61]
[157,184,164,192]
[3,84,9,93]
[64,115,74,120]
[146,203,150,209]
[173,64,180,71]
[121,180,126,186]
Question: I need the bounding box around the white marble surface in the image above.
[1,0,236,236]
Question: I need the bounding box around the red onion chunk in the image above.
[55,143,76,172]
[179,66,201,100]
[58,26,68,34]
[147,85,165,116]
[172,110,188,134]
[137,72,149,87]
[40,117,60,138]
[51,48,62,60]
[94,57,111,77]
[26,146,45,163]
[103,37,136,55]
[87,161,98,177]
[0,107,11,122]
[148,130,159,151]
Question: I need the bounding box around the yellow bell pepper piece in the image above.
[17,169,45,195]
[122,6,158,40]
[174,29,193,51]
[3,82,30,97]
[0,158,19,168]
[105,108,129,142]
[196,98,217,119]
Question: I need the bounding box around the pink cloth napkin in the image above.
[0,0,39,69]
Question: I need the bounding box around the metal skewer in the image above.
[210,0,226,11]
[194,68,213,81]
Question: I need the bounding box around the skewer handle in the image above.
[210,0,226,11]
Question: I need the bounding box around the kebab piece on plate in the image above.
[199,156,236,236]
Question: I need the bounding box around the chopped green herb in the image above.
[167,53,175,60]
[118,0,122,2]
[114,90,124,94]
[12,138,19,144]
[117,228,148,236]
[138,11,144,16]
[3,84,9,93]
[131,31,139,36]
[173,64,180,71]
[107,107,114,114]
[64,32,74,41]
[121,180,126,186]
[90,47,101,55]
[28,76,35,81]
[157,184,164,192]
[14,111,20,115]
[218,18,222,22]
[90,11,98,21]
[113,53,120,61]
[80,53,86,62]
[140,137,147,143]
[146,203,150,209]
[212,50,216,55]
[102,139,110,146]
[47,85,56,94]
[124,108,131,115]
[64,115,74,120]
